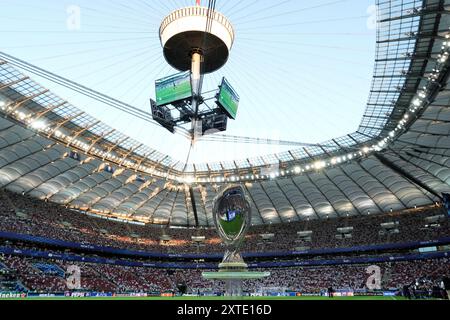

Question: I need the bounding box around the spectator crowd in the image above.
[0,253,448,296]
[0,189,449,254]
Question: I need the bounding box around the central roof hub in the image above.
[159,6,235,74]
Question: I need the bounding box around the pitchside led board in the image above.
[217,77,240,119]
[155,71,192,107]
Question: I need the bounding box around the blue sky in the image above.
[0,0,376,164]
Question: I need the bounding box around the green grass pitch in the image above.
[219,212,244,236]
[218,89,238,119]
[156,81,191,106]
[1,296,413,301]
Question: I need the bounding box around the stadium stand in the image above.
[1,190,448,254]
[0,253,448,297]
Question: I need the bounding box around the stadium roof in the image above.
[0,0,450,226]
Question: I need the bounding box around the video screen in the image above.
[217,77,240,119]
[155,71,192,106]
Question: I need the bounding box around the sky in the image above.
[0,0,376,165]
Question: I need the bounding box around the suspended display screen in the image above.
[155,71,192,107]
[217,77,240,119]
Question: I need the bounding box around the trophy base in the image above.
[218,262,248,270]
[202,271,271,298]
[202,250,270,297]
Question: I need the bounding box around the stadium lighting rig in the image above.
[150,0,238,139]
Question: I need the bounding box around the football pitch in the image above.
[1,296,413,301]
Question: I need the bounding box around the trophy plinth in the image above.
[202,185,270,297]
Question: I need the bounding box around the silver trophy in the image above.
[203,184,269,297]
[212,185,251,267]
